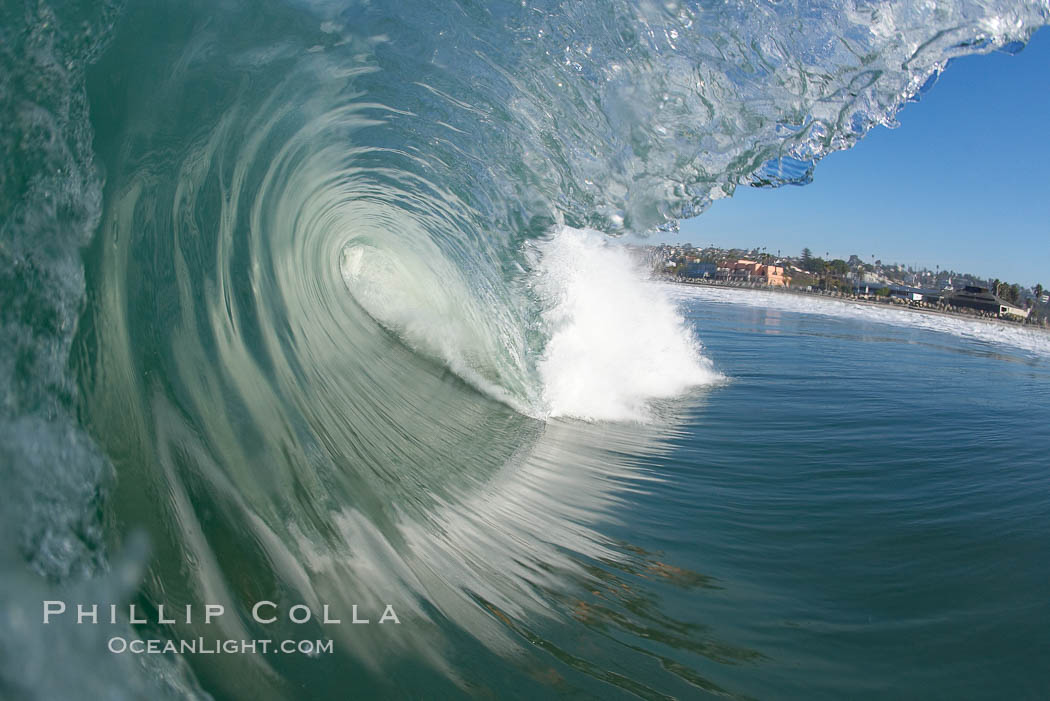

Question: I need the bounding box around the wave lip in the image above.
[534,227,721,422]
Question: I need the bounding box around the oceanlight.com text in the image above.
[108,637,335,656]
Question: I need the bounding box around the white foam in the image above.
[671,284,1050,359]
[533,227,720,422]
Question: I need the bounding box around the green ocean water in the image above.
[2,0,1049,698]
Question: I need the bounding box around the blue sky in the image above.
[641,26,1049,287]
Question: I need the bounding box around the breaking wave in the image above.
[1,0,1047,696]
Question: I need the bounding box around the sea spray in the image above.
[534,228,721,421]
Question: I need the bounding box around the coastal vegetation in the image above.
[648,243,1049,326]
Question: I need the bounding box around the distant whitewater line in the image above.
[670,284,1050,359]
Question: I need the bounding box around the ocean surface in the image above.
[2,0,1050,698]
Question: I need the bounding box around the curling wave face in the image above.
[1,0,1048,696]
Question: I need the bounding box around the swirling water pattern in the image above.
[1,0,1048,698]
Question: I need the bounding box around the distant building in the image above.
[764,264,790,287]
[683,262,717,278]
[723,259,790,286]
[894,290,925,302]
[944,286,1030,318]
[852,282,928,301]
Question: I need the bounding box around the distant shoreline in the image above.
[663,277,1050,335]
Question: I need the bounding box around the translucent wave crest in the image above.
[1,0,1047,696]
